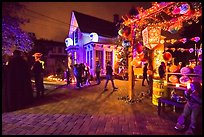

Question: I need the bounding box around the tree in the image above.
[2,2,34,62]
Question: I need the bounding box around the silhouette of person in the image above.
[142,63,149,86]
[66,68,70,85]
[31,54,44,98]
[6,50,33,111]
[95,61,101,84]
[158,62,166,79]
[103,61,118,91]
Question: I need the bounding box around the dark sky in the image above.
[19,2,152,42]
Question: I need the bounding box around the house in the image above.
[33,39,67,77]
[65,11,120,76]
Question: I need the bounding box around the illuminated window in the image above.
[96,50,103,69]
[106,51,112,66]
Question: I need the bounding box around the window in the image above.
[74,28,78,44]
[106,51,112,66]
[96,50,103,69]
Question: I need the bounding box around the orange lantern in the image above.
[163,52,172,61]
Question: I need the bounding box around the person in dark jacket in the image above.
[142,63,149,86]
[103,61,118,91]
[6,50,33,111]
[158,62,166,79]
[31,55,44,98]
[174,82,202,135]
[95,61,101,85]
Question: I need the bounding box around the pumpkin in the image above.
[169,75,179,83]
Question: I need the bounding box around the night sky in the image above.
[18,2,152,42]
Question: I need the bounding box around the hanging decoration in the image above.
[163,52,172,61]
[142,25,161,49]
[136,42,143,53]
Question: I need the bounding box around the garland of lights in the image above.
[120,2,202,40]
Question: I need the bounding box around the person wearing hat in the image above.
[174,81,202,135]
[31,53,44,98]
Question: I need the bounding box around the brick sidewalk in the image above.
[2,79,202,135]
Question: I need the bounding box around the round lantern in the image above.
[169,75,179,83]
[179,75,191,84]
[136,43,143,53]
[163,52,172,61]
[169,65,179,73]
[180,67,192,74]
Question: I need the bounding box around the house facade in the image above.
[65,11,119,76]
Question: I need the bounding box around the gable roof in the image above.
[73,10,118,38]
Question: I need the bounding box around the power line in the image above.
[24,7,78,28]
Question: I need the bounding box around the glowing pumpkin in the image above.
[169,65,179,73]
[163,52,172,61]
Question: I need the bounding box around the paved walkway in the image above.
[2,79,202,135]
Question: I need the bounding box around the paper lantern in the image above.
[142,25,161,49]
[179,75,191,84]
[169,65,179,73]
[179,3,190,14]
[169,75,178,83]
[163,52,172,61]
[136,43,143,53]
[180,67,191,74]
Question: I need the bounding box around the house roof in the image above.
[73,10,118,38]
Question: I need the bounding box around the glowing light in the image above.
[176,83,180,87]
[89,32,98,42]
[142,25,161,49]
[65,38,73,47]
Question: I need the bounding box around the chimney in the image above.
[113,14,119,24]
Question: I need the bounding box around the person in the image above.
[158,62,166,79]
[73,64,81,88]
[31,55,44,98]
[103,61,118,91]
[85,65,91,86]
[95,61,101,84]
[66,68,70,85]
[6,50,33,111]
[142,63,149,86]
[174,82,202,135]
